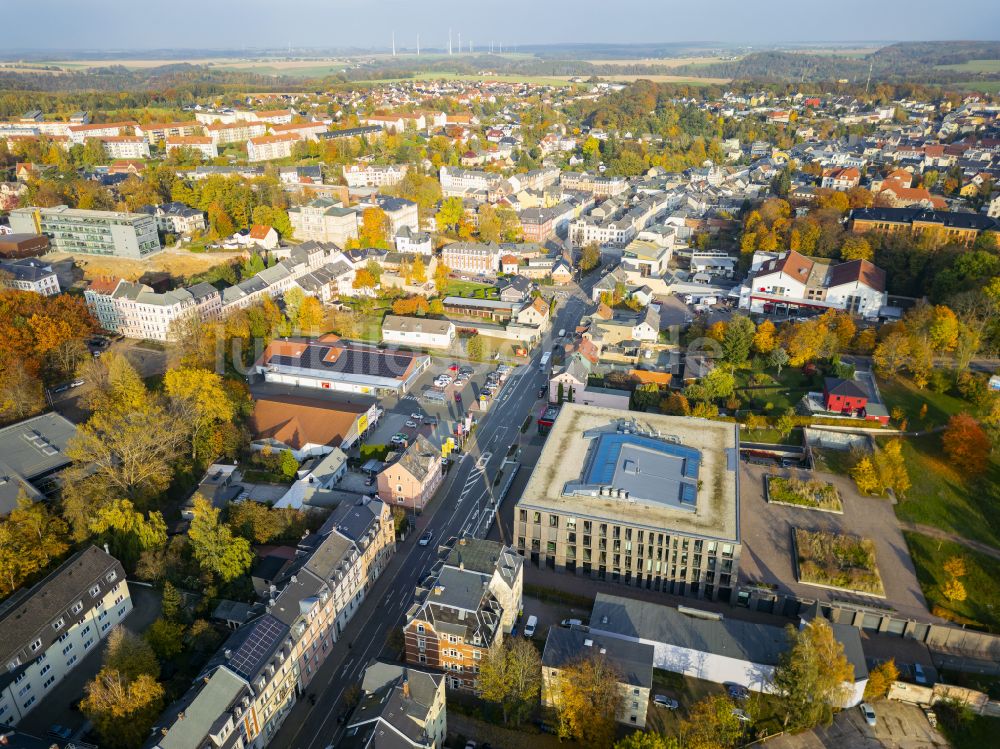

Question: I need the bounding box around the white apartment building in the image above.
[83,277,123,332]
[99,136,151,160]
[288,198,360,245]
[439,166,502,197]
[0,258,60,296]
[142,121,201,143]
[270,122,328,141]
[66,121,141,144]
[441,241,502,275]
[0,546,131,727]
[207,120,268,145]
[140,201,207,235]
[165,136,219,160]
[343,163,408,188]
[247,134,300,162]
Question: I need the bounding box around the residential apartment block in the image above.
[849,206,1000,247]
[343,163,408,188]
[0,546,131,726]
[404,538,522,692]
[98,136,151,160]
[441,241,502,275]
[207,120,268,145]
[0,257,60,296]
[376,434,444,512]
[288,198,360,245]
[142,121,202,143]
[139,201,207,235]
[341,662,447,749]
[149,497,394,749]
[247,133,301,162]
[9,205,162,259]
[165,136,219,160]
[515,405,741,602]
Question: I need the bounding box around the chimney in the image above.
[402,676,410,699]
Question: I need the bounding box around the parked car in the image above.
[859,702,877,727]
[418,531,434,547]
[725,683,749,701]
[70,379,85,388]
[449,363,460,372]
[405,420,418,428]
[914,663,928,684]
[523,615,537,638]
[538,387,546,399]
[653,695,679,709]
[410,412,423,420]
[52,384,70,394]
[560,618,583,627]
[464,742,477,749]
[47,726,73,740]
[731,709,751,723]
[364,476,376,487]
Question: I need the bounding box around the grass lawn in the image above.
[934,700,1000,749]
[812,447,858,476]
[937,59,1000,73]
[878,377,975,429]
[889,434,1000,549]
[794,528,884,596]
[741,426,803,446]
[956,80,1000,93]
[444,279,498,297]
[903,531,1000,633]
[737,367,820,414]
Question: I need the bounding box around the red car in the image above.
[448,363,459,372]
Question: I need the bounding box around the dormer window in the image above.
[106,570,117,583]
[52,618,65,631]
[71,601,83,615]
[90,584,101,597]
[29,639,42,652]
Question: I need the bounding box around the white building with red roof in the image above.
[739,250,886,319]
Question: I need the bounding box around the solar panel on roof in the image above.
[226,615,286,679]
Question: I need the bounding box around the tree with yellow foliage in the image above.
[752,320,778,355]
[552,652,623,747]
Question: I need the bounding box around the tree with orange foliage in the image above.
[941,413,990,476]
[359,207,390,249]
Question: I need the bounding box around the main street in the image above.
[269,280,592,749]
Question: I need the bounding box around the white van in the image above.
[558,328,566,338]
[523,615,538,638]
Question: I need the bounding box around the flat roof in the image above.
[518,404,739,541]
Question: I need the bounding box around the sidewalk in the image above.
[899,521,1000,561]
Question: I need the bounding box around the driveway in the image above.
[763,701,947,749]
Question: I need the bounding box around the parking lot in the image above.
[763,700,947,748]
[368,357,517,452]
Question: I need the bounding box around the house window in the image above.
[52,618,65,630]
[90,584,101,597]
[71,601,83,615]
[29,639,42,652]
[106,571,117,583]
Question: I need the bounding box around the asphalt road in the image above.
[270,284,590,749]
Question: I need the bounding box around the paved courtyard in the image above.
[738,462,936,622]
[763,701,947,749]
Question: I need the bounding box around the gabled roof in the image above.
[826,259,885,292]
[755,250,814,285]
[824,377,868,400]
[250,394,369,450]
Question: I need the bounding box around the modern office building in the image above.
[9,206,162,259]
[515,404,741,602]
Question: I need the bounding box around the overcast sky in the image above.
[8,0,1000,51]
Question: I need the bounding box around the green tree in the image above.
[187,495,253,582]
[466,334,485,361]
[477,638,542,726]
[579,242,601,272]
[435,197,465,234]
[722,315,755,365]
[144,618,185,661]
[89,499,167,571]
[279,449,299,479]
[161,581,182,622]
[774,408,796,440]
[772,619,854,731]
[632,383,661,411]
[614,733,680,749]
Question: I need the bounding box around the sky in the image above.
[7,0,1000,52]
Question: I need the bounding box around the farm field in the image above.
[47,248,245,283]
[937,58,1000,72]
[559,74,730,85]
[584,56,732,67]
